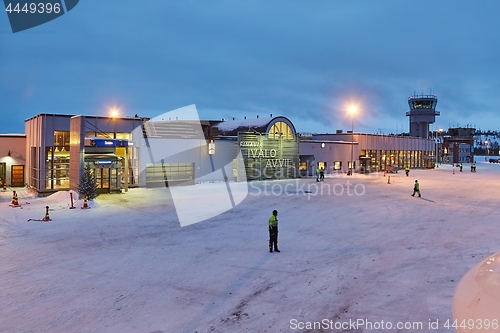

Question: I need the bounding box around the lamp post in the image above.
[348,106,356,175]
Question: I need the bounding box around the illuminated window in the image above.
[334,161,342,170]
[268,121,294,140]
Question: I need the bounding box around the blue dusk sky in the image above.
[1,0,499,135]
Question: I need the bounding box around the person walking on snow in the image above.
[316,167,320,182]
[405,166,410,177]
[459,163,463,172]
[411,180,421,197]
[269,210,280,253]
[319,167,325,181]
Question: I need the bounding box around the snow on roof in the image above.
[215,118,272,132]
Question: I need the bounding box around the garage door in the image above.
[145,163,194,187]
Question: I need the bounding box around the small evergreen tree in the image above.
[78,164,98,199]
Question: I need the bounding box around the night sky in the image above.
[1,0,499,135]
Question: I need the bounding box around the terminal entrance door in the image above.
[94,168,110,193]
[11,165,24,187]
[93,168,119,194]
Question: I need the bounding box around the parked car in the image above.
[489,158,499,163]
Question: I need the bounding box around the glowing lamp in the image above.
[208,140,215,155]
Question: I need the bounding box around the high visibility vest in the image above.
[269,215,278,228]
[414,182,420,190]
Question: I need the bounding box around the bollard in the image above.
[387,176,391,184]
[43,206,51,221]
[69,192,76,209]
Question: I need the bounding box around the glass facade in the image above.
[41,131,139,191]
[268,122,294,140]
[45,131,70,189]
[359,149,432,172]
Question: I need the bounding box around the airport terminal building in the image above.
[0,113,434,196]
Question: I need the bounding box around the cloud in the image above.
[2,1,500,133]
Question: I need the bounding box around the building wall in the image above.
[25,114,73,192]
[135,137,239,185]
[69,116,85,193]
[0,135,27,187]
[300,134,435,175]
[313,133,434,151]
[299,141,354,175]
[26,114,144,194]
[442,136,474,164]
[70,115,144,193]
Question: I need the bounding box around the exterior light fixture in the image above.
[110,108,119,118]
[208,140,216,155]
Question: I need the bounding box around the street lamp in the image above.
[348,106,356,175]
[486,140,489,161]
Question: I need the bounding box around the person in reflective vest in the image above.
[405,167,410,177]
[316,167,320,182]
[269,210,280,253]
[411,180,421,197]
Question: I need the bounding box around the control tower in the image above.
[406,94,440,138]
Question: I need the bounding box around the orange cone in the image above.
[42,206,51,221]
[11,191,19,206]
[81,196,90,209]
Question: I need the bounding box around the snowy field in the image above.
[1,158,500,333]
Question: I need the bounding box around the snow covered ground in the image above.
[1,158,499,333]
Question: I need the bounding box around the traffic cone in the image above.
[81,195,90,209]
[387,176,391,184]
[11,191,19,206]
[42,206,51,221]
